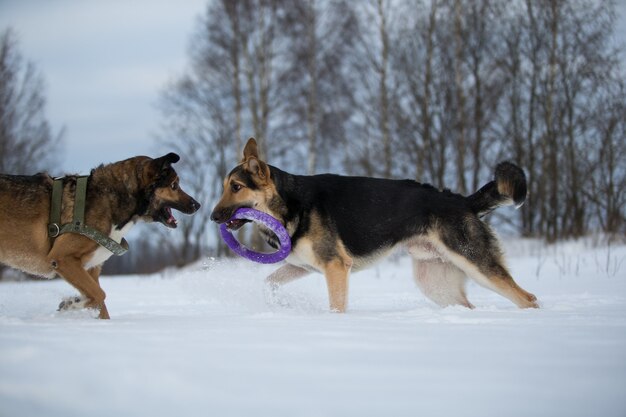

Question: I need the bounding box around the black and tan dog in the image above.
[0,153,200,319]
[211,138,538,312]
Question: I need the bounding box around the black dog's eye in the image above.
[231,183,242,193]
[171,182,179,190]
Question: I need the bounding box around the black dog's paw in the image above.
[58,296,87,311]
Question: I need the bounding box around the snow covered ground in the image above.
[1,238,625,417]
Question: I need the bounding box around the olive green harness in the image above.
[47,176,128,256]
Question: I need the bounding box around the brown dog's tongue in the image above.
[166,207,177,226]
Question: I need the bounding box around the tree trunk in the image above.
[453,0,467,194]
[377,0,391,178]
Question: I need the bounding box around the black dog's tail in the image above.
[468,162,527,217]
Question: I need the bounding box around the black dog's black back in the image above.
[271,168,470,257]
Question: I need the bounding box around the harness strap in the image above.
[74,176,87,225]
[48,178,64,238]
[48,176,129,256]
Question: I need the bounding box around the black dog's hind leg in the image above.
[412,259,474,308]
[432,218,538,309]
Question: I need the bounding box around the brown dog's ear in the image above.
[144,153,180,182]
[154,152,180,170]
[242,138,259,162]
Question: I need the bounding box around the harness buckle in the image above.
[48,223,60,238]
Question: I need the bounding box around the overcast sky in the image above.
[0,0,206,173]
[1,1,626,174]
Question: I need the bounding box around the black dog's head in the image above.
[135,153,201,228]
[210,138,284,230]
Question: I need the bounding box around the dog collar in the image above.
[48,176,129,256]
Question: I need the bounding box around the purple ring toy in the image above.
[219,208,291,264]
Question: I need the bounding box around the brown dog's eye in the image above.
[171,182,179,190]
[231,183,242,193]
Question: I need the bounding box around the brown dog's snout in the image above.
[176,198,201,215]
[189,198,201,213]
[176,190,201,214]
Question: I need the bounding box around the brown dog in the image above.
[0,153,200,319]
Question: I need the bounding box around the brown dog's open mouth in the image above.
[225,218,251,231]
[160,206,178,228]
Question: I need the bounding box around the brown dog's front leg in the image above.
[53,257,110,319]
[97,303,110,320]
[88,266,110,319]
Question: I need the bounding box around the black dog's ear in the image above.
[242,138,259,162]
[245,157,270,182]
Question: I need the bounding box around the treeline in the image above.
[152,0,624,270]
[3,1,626,276]
[0,29,62,174]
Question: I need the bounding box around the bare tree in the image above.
[451,0,468,193]
[490,0,624,240]
[280,0,359,174]
[223,0,243,156]
[348,0,400,178]
[585,79,626,237]
[0,28,63,174]
[393,0,444,185]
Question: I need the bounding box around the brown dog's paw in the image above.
[58,296,88,311]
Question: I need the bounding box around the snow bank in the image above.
[1,239,625,417]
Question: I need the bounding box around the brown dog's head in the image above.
[210,138,283,230]
[137,152,201,228]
